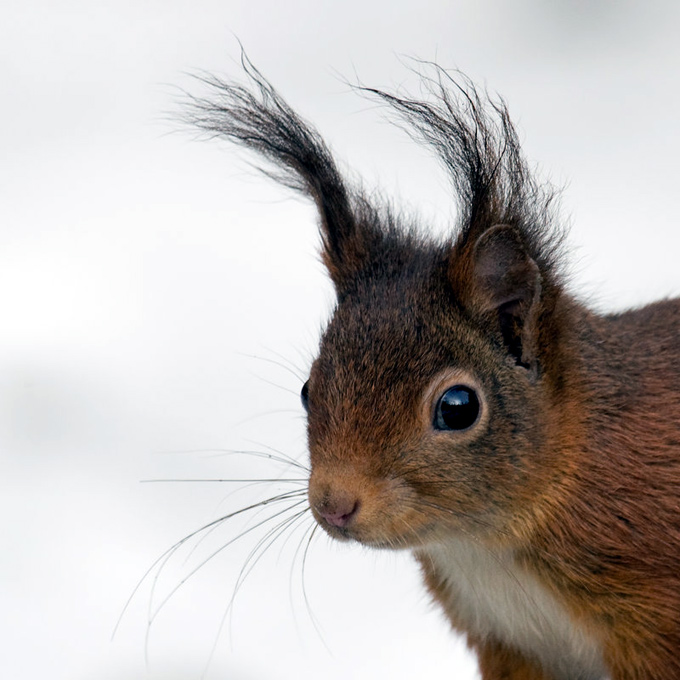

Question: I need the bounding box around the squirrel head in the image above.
[188,56,573,551]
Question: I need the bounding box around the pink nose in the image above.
[317,497,360,528]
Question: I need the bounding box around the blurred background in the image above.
[1,1,679,678]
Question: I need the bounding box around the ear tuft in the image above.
[182,53,377,293]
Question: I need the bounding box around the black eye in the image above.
[434,385,480,431]
[301,380,310,412]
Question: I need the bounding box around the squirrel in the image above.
[185,56,680,680]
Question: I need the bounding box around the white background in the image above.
[2,2,679,679]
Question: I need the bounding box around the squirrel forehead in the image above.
[313,275,492,393]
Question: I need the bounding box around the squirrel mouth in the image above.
[319,522,356,542]
[316,514,435,551]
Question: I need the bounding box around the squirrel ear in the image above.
[455,225,542,371]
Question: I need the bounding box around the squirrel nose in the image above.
[316,495,360,528]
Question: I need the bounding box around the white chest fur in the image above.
[420,538,608,680]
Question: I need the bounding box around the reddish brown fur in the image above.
[190,58,680,679]
[414,297,680,678]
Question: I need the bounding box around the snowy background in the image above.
[2,1,680,679]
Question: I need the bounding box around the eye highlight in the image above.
[434,385,480,431]
[301,380,310,412]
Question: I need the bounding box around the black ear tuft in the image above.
[182,52,378,291]
[357,62,565,283]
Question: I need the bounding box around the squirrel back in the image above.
[187,56,680,680]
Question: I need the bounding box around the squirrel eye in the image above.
[434,385,480,431]
[301,380,310,412]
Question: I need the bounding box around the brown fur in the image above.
[188,56,680,679]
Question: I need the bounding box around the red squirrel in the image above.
[186,57,680,679]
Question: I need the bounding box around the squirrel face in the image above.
[304,236,551,549]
